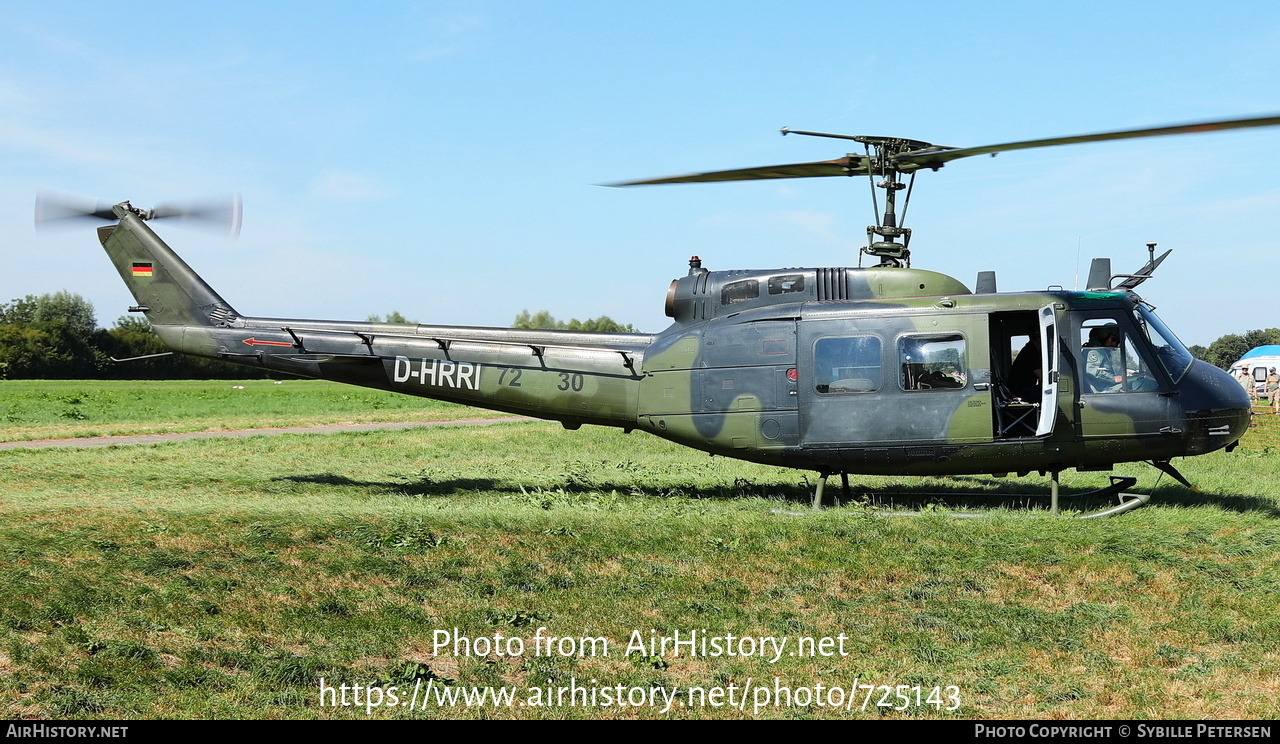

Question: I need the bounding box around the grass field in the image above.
[0,379,502,442]
[1,381,1279,719]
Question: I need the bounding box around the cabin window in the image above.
[899,334,967,391]
[721,279,759,305]
[768,274,805,295]
[814,336,881,393]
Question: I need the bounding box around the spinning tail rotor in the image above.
[35,191,242,237]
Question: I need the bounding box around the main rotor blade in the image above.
[895,113,1280,169]
[607,156,869,186]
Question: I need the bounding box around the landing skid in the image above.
[808,472,1151,518]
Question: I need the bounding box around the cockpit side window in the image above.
[1078,316,1162,393]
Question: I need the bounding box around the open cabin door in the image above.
[992,305,1059,439]
[1036,304,1060,436]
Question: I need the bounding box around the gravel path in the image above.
[0,417,527,450]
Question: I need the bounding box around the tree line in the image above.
[370,309,637,332]
[511,309,638,333]
[0,294,641,380]
[0,292,274,380]
[1186,329,1280,370]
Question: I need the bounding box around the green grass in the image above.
[1,409,1279,719]
[0,379,502,441]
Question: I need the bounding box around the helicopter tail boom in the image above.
[95,210,651,429]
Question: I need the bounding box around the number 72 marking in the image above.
[498,367,522,387]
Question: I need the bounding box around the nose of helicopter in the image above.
[1176,360,1253,455]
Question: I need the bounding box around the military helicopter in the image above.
[45,115,1275,515]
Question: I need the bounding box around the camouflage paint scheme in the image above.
[99,207,1251,479]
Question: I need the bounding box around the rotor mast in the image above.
[863,140,915,268]
[782,131,935,268]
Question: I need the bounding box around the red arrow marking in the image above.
[242,338,295,348]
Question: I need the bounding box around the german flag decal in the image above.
[131,262,154,277]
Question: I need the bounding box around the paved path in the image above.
[0,417,527,450]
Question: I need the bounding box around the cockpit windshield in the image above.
[1132,305,1194,383]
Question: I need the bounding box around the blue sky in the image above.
[3,1,1279,346]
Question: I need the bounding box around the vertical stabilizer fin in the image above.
[97,214,238,328]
